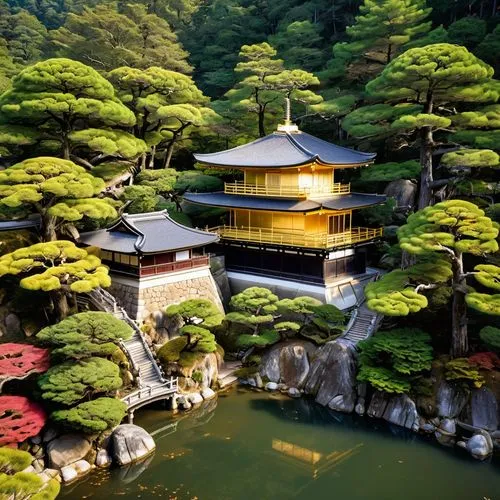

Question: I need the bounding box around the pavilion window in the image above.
[328,212,351,234]
[100,250,112,261]
[175,250,190,261]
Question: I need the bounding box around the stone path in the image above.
[341,303,382,345]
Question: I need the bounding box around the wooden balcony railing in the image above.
[139,255,209,277]
[209,226,382,249]
[224,181,350,198]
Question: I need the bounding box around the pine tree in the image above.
[366,200,500,357]
[0,241,111,319]
[0,58,143,163]
[0,157,117,241]
[344,44,499,208]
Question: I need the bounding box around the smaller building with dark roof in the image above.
[79,211,222,320]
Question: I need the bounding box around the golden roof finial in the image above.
[278,97,299,133]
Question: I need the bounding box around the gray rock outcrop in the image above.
[47,434,91,469]
[260,340,316,388]
[436,381,468,418]
[384,179,417,210]
[470,387,498,432]
[111,424,156,466]
[466,433,494,459]
[368,392,420,431]
[304,339,358,413]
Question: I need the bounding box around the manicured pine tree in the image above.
[366,200,500,357]
[0,58,144,163]
[0,157,117,241]
[343,44,499,208]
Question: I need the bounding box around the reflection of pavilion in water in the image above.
[271,438,363,480]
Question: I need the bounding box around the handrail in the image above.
[208,226,383,249]
[224,181,351,198]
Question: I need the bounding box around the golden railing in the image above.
[224,182,351,198]
[208,226,383,249]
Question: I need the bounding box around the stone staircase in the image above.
[79,288,177,419]
[341,304,382,345]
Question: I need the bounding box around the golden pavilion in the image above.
[184,115,385,306]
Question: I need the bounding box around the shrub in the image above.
[36,312,133,361]
[479,326,500,352]
[468,352,500,371]
[191,371,203,384]
[0,469,60,500]
[0,343,50,390]
[180,325,217,353]
[38,357,122,406]
[445,358,485,388]
[166,299,223,328]
[0,448,33,474]
[357,328,433,394]
[51,397,127,434]
[0,396,46,447]
[236,330,280,349]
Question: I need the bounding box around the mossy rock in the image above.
[178,351,207,370]
[157,336,188,365]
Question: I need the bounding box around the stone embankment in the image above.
[240,338,500,462]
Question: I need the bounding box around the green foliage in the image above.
[445,358,485,388]
[191,370,203,383]
[0,157,117,240]
[175,171,223,192]
[359,198,397,226]
[0,240,110,294]
[51,397,127,433]
[0,58,139,160]
[0,470,60,500]
[50,4,191,73]
[229,287,279,315]
[479,326,500,352]
[166,299,223,328]
[38,357,122,405]
[359,160,420,182]
[448,17,487,49]
[236,330,280,349]
[276,296,322,316]
[136,169,178,195]
[157,336,189,364]
[122,185,159,214]
[37,311,132,361]
[357,328,433,393]
[0,448,32,474]
[441,149,499,168]
[180,325,217,353]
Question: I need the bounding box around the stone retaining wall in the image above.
[109,266,224,321]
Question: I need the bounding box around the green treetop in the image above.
[108,66,209,168]
[166,298,224,329]
[0,8,47,66]
[0,241,111,320]
[37,311,133,360]
[324,0,431,83]
[0,157,117,241]
[344,44,499,208]
[38,357,122,406]
[225,42,321,137]
[50,3,191,74]
[447,17,487,50]
[366,200,500,357]
[0,58,143,162]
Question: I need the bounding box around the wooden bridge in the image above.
[78,288,178,422]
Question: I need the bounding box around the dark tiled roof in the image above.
[183,192,386,212]
[194,131,375,168]
[79,210,218,254]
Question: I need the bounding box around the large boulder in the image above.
[47,434,92,469]
[367,392,420,431]
[260,341,316,388]
[436,381,469,418]
[469,388,498,432]
[466,433,494,460]
[304,339,358,413]
[111,424,156,466]
[384,179,417,210]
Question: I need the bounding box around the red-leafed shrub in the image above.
[468,352,500,371]
[0,343,50,389]
[0,396,46,447]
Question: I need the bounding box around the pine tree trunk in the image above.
[52,290,70,320]
[62,136,70,160]
[418,129,433,209]
[163,140,176,168]
[258,109,266,137]
[42,215,58,242]
[451,252,468,357]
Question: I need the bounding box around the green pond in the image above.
[63,387,500,500]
